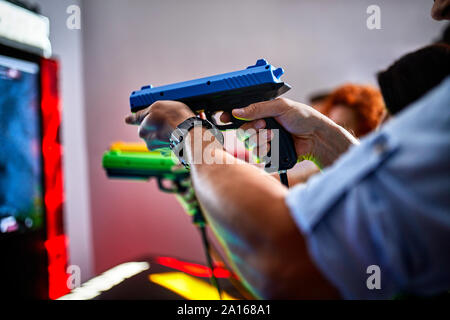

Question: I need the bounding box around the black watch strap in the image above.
[169,117,224,168]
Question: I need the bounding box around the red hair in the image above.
[322,84,386,137]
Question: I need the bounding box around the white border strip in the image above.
[0,0,52,57]
[58,262,150,300]
[0,54,39,74]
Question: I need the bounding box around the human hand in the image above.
[125,101,195,151]
[221,98,358,168]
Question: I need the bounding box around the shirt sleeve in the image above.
[286,78,450,299]
[286,129,450,299]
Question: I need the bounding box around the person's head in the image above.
[321,84,386,138]
[377,43,450,115]
[431,0,450,20]
[308,91,330,114]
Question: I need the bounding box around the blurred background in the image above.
[1,0,447,294]
[39,0,447,282]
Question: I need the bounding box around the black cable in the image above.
[187,169,289,300]
[198,225,223,300]
[279,171,289,187]
[193,210,222,300]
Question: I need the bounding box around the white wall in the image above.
[36,0,93,282]
[80,0,447,274]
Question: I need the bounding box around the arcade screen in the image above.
[0,54,43,234]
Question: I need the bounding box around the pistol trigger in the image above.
[157,178,176,193]
[204,110,216,125]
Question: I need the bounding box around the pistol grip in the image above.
[263,118,297,172]
[204,112,297,172]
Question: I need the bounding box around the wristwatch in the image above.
[169,117,224,168]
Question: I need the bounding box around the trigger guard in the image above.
[204,110,247,130]
[157,178,189,194]
[204,110,217,125]
[157,178,176,193]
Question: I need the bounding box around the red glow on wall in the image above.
[41,58,69,299]
[44,235,69,299]
[156,256,235,279]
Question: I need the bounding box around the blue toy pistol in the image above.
[129,59,297,174]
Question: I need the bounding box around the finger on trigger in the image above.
[219,112,232,123]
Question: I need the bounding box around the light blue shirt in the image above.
[286,77,450,299]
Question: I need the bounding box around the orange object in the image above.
[322,84,386,137]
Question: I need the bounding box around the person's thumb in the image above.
[232,98,290,121]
